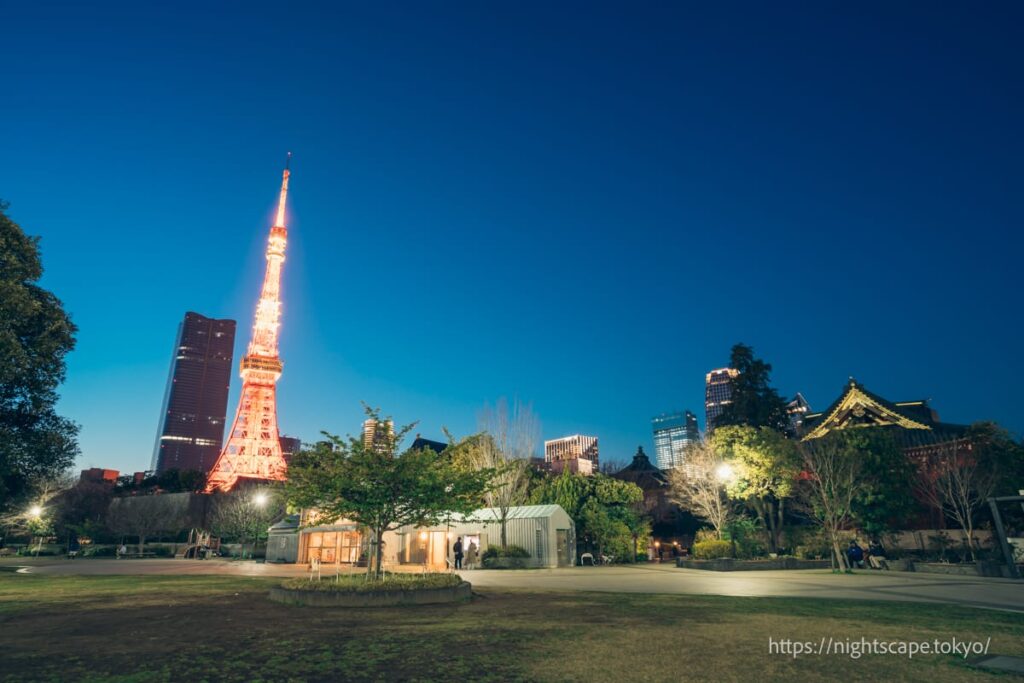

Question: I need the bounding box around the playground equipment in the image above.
[176,529,221,559]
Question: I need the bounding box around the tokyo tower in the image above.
[206,157,293,491]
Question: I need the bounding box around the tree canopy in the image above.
[286,408,496,578]
[0,202,79,514]
[715,343,790,432]
[530,472,648,561]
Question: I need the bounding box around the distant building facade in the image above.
[786,393,811,435]
[79,468,119,486]
[152,312,236,474]
[279,435,302,465]
[545,434,599,473]
[704,367,739,431]
[651,410,700,470]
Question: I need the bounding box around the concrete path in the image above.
[5,559,1021,612]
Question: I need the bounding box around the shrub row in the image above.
[480,544,530,560]
[692,540,733,560]
[281,572,461,593]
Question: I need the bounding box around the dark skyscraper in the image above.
[152,312,236,474]
[705,367,739,432]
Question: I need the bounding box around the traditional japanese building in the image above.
[800,379,969,457]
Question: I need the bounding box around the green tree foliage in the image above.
[838,430,917,538]
[715,343,790,432]
[286,407,496,579]
[712,425,800,554]
[530,472,648,561]
[0,202,79,514]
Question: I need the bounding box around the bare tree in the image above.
[667,443,732,539]
[913,438,999,561]
[474,398,539,548]
[106,494,188,554]
[209,487,284,558]
[795,436,865,571]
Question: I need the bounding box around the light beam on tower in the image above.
[206,157,293,491]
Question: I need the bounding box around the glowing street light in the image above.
[715,462,735,482]
[253,492,268,507]
[28,505,43,518]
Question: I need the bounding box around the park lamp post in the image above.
[252,492,268,561]
[28,505,44,557]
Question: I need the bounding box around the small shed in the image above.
[265,515,300,563]
[389,504,576,569]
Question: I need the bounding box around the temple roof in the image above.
[801,379,968,445]
[612,446,669,489]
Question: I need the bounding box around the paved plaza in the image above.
[5,558,1021,613]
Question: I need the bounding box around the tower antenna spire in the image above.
[274,152,291,228]
[206,160,293,491]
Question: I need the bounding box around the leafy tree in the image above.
[530,472,646,561]
[0,202,79,514]
[715,343,789,432]
[841,430,917,538]
[286,407,496,579]
[712,425,800,554]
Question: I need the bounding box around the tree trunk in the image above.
[374,526,385,580]
[365,529,375,579]
[775,498,786,552]
[830,531,847,572]
[964,519,977,562]
[138,534,146,556]
[500,515,507,549]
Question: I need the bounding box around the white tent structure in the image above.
[386,504,576,569]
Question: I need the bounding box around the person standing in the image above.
[465,540,478,570]
[453,536,464,570]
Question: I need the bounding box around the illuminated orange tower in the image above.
[206,157,293,491]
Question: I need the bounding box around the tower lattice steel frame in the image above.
[206,158,292,491]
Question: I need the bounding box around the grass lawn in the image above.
[0,573,1021,682]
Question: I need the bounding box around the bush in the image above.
[692,540,733,560]
[481,544,529,560]
[694,529,719,544]
[81,545,117,557]
[150,546,174,558]
[725,518,767,559]
[281,573,460,593]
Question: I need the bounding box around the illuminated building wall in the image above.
[544,434,599,470]
[151,312,236,474]
[651,410,700,470]
[704,367,739,431]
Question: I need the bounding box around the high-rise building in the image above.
[279,435,303,465]
[705,367,739,431]
[151,312,236,474]
[206,159,294,491]
[651,410,700,470]
[544,434,599,471]
[362,417,394,452]
[785,393,811,435]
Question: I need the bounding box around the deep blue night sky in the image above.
[2,2,1022,474]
